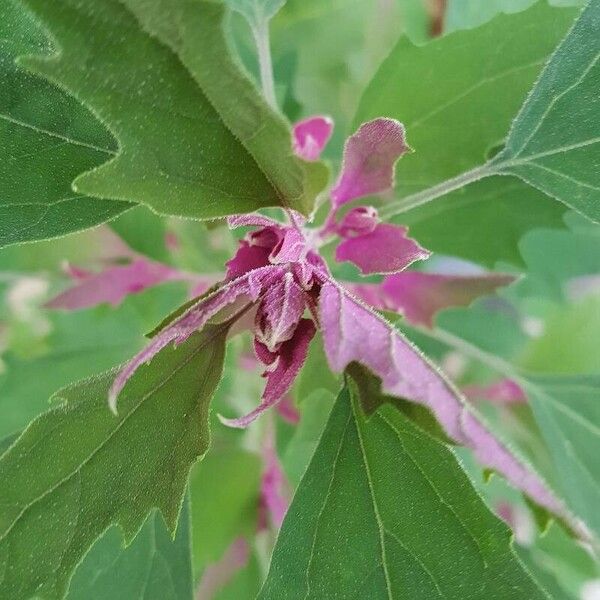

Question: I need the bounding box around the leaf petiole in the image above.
[379,164,491,220]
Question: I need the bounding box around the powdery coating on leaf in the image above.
[335,223,430,275]
[109,265,286,412]
[220,319,316,428]
[228,214,282,230]
[46,259,183,310]
[463,379,526,405]
[318,281,577,529]
[355,271,516,327]
[255,272,306,351]
[330,118,409,207]
[292,116,334,161]
[226,242,271,279]
[270,228,308,264]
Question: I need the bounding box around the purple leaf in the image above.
[318,280,581,532]
[292,116,334,161]
[336,223,430,275]
[46,258,183,311]
[355,272,516,326]
[220,319,316,428]
[228,214,282,230]
[255,272,306,351]
[330,118,409,207]
[270,228,308,264]
[226,242,271,279]
[109,265,286,412]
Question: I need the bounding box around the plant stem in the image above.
[252,19,277,109]
[379,164,491,220]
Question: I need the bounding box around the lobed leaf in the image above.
[18,0,325,220]
[66,503,193,600]
[354,2,577,264]
[259,387,548,599]
[522,374,600,542]
[0,324,228,599]
[0,0,130,248]
[318,280,585,538]
[491,0,600,222]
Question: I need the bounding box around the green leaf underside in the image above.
[354,2,577,200]
[445,0,585,33]
[66,503,193,600]
[259,387,547,599]
[0,324,227,600]
[491,1,600,222]
[0,0,130,248]
[523,374,600,542]
[19,0,325,220]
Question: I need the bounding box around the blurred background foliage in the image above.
[1,0,598,598]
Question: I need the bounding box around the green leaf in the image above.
[66,502,193,600]
[355,2,576,201]
[109,206,171,264]
[490,1,600,222]
[0,0,130,248]
[259,386,548,599]
[522,374,600,542]
[353,2,577,263]
[445,0,585,33]
[19,0,325,219]
[0,323,228,600]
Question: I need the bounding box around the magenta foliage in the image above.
[314,119,423,275]
[292,116,333,161]
[353,271,516,326]
[336,222,430,275]
[103,115,584,537]
[318,280,583,535]
[330,118,409,207]
[46,258,185,310]
[259,435,291,527]
[110,215,326,424]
